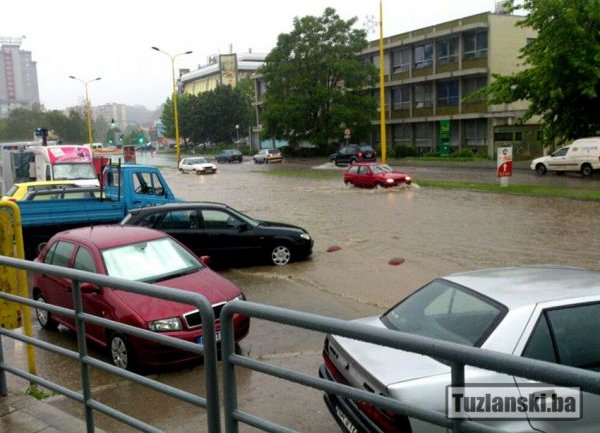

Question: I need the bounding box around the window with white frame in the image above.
[415,122,434,148]
[463,30,488,60]
[414,42,433,69]
[414,84,432,108]
[392,86,411,110]
[393,124,412,145]
[437,37,459,64]
[392,47,411,73]
[437,80,459,106]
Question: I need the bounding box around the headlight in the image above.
[300,233,311,240]
[386,178,394,183]
[148,317,182,332]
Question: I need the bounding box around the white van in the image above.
[531,137,600,176]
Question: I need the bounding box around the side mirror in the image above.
[37,242,47,255]
[80,282,101,294]
[238,223,250,232]
[199,256,211,267]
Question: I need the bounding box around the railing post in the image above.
[71,280,95,433]
[0,334,6,396]
[451,362,465,433]
[220,305,239,433]
[197,299,221,433]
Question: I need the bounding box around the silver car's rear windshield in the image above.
[102,238,201,282]
[382,279,507,347]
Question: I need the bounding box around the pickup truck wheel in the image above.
[34,292,58,331]
[271,244,291,266]
[581,164,593,176]
[535,164,547,175]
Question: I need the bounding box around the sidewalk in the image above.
[1,389,106,433]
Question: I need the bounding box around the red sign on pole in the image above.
[497,147,513,177]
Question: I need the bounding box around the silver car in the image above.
[320,266,600,433]
[178,157,217,174]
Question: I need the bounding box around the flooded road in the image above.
[6,155,600,432]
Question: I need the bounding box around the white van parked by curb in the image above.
[531,137,600,176]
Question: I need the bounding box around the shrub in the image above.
[451,148,475,158]
[392,145,418,158]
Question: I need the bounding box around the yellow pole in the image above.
[152,47,192,169]
[171,57,182,168]
[69,76,101,147]
[378,0,387,163]
[84,83,93,146]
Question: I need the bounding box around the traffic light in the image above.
[138,135,145,144]
[108,138,113,145]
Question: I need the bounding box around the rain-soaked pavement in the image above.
[4,154,600,432]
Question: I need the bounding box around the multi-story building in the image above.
[180,51,266,96]
[94,103,128,131]
[363,10,538,158]
[0,37,40,118]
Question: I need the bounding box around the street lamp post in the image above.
[378,0,387,163]
[152,46,193,168]
[69,75,101,146]
[235,124,240,142]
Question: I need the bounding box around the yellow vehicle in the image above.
[1,180,77,201]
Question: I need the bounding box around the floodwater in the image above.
[5,155,600,432]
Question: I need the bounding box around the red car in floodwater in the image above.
[343,162,412,188]
[32,225,250,371]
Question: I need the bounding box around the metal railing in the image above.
[220,300,600,433]
[3,252,600,433]
[0,255,221,433]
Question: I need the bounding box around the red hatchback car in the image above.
[343,163,412,188]
[32,225,250,370]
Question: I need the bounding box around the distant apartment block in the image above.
[180,52,266,96]
[363,11,538,158]
[94,103,128,131]
[0,37,40,118]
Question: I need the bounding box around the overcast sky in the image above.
[4,0,501,111]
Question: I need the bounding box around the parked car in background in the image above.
[531,137,600,176]
[32,225,250,371]
[216,149,243,163]
[178,157,217,175]
[329,144,376,166]
[320,266,600,433]
[343,163,411,188]
[2,180,78,201]
[121,202,313,266]
[253,149,283,164]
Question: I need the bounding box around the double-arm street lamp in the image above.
[151,46,193,168]
[69,75,101,146]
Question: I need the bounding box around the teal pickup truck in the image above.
[18,164,180,258]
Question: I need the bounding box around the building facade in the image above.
[362,11,538,159]
[180,52,266,96]
[94,103,128,131]
[0,38,40,118]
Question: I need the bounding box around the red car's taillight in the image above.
[358,151,363,158]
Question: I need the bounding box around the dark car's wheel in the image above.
[109,333,135,370]
[271,244,292,266]
[34,292,58,331]
[581,164,593,176]
[535,164,547,175]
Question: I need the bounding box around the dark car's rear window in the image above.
[381,279,507,347]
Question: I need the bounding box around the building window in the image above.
[392,47,411,73]
[414,42,433,69]
[415,122,434,151]
[392,86,411,110]
[393,124,412,145]
[437,80,459,106]
[464,30,488,60]
[494,132,513,141]
[464,119,488,147]
[462,76,487,101]
[414,84,432,108]
[437,37,458,64]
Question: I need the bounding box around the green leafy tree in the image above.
[260,7,377,150]
[482,0,600,144]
